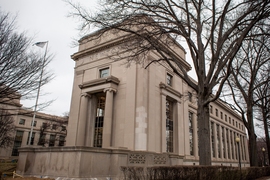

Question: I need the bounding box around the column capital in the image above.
[81,93,91,98]
[104,88,117,93]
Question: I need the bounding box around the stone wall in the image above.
[17,146,184,179]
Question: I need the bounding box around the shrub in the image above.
[121,165,270,180]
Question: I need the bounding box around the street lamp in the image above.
[28,41,48,145]
[235,137,241,169]
[262,147,265,167]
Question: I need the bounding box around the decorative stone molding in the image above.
[103,88,117,93]
[159,82,182,98]
[80,93,91,98]
[79,75,120,89]
[129,153,146,164]
[154,155,167,164]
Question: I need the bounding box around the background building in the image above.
[0,97,68,159]
[17,28,249,179]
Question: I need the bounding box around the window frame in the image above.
[19,119,25,125]
[31,121,37,127]
[166,73,173,86]
[188,92,192,102]
[166,98,174,153]
[209,105,213,114]
[99,67,110,78]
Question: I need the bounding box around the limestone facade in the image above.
[0,98,68,159]
[17,29,249,179]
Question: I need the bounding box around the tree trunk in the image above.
[197,94,211,165]
[263,111,270,165]
[247,104,258,166]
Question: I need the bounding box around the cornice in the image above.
[159,82,182,98]
[71,34,135,61]
[79,76,120,89]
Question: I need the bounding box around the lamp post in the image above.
[28,41,48,145]
[235,137,241,169]
[262,147,265,167]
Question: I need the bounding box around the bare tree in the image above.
[69,0,270,165]
[225,27,270,166]
[0,109,15,148]
[0,11,54,107]
[257,138,268,166]
[254,63,270,165]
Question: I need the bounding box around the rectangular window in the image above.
[209,105,213,114]
[19,119,25,125]
[27,132,35,145]
[211,122,215,157]
[52,124,57,130]
[220,112,223,119]
[229,117,231,124]
[233,119,235,126]
[217,124,221,158]
[230,131,234,159]
[225,115,227,122]
[216,109,218,117]
[226,129,230,159]
[49,135,56,147]
[234,132,238,160]
[166,99,174,153]
[94,94,106,147]
[12,131,24,156]
[242,136,246,160]
[189,112,194,155]
[31,121,37,127]
[222,127,225,158]
[61,126,66,132]
[99,67,109,78]
[59,136,65,146]
[166,73,173,86]
[236,122,238,128]
[188,92,192,102]
[42,122,48,128]
[38,133,46,146]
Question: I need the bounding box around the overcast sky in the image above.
[0,0,197,117]
[0,0,97,116]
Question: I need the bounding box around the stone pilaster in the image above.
[193,113,198,157]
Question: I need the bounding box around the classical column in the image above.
[102,88,116,148]
[176,101,182,154]
[75,93,90,146]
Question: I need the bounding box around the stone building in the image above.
[0,97,68,159]
[17,28,249,179]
